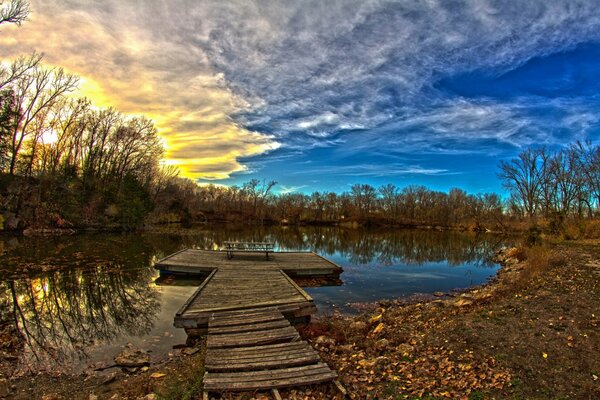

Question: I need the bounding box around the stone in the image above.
[89,394,98,400]
[433,291,445,297]
[375,338,389,350]
[114,349,150,367]
[182,347,199,356]
[396,343,414,356]
[101,372,117,385]
[0,378,9,398]
[350,321,367,331]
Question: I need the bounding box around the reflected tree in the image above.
[0,234,160,372]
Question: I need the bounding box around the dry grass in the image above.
[515,245,566,285]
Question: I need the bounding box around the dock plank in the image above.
[155,249,341,395]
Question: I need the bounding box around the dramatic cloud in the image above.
[2,1,600,191]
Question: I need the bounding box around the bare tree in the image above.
[498,148,547,221]
[0,52,42,89]
[0,0,29,26]
[6,65,78,174]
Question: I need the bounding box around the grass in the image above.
[155,349,206,400]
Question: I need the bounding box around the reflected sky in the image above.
[0,227,509,373]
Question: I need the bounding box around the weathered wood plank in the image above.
[207,326,300,348]
[205,354,321,371]
[208,319,291,334]
[203,371,338,391]
[175,268,218,316]
[206,347,316,363]
[203,362,337,387]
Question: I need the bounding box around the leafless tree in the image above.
[0,0,29,26]
[498,147,547,221]
[6,65,78,174]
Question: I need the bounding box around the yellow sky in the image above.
[0,2,278,180]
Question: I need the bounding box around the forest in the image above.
[1,1,600,235]
[1,48,600,233]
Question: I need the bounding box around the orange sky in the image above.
[0,1,279,180]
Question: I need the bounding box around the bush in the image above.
[525,225,542,246]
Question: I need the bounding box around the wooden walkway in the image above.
[203,307,338,396]
[154,249,344,397]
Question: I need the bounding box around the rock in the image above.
[454,298,474,307]
[315,336,335,347]
[375,338,389,350]
[143,394,157,400]
[182,347,199,356]
[337,344,354,353]
[0,378,9,398]
[396,343,414,356]
[433,291,445,297]
[350,321,367,331]
[114,349,150,367]
[101,372,117,385]
[89,394,98,400]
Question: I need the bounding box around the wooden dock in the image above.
[154,249,344,397]
[156,249,342,277]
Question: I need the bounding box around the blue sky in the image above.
[4,1,600,195]
[204,1,600,194]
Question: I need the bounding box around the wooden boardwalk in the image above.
[154,249,344,397]
[156,249,342,277]
[203,307,338,396]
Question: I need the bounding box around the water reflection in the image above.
[0,227,509,373]
[0,234,161,372]
[146,225,505,267]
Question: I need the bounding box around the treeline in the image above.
[0,54,169,229]
[0,59,169,230]
[152,140,600,233]
[499,141,600,229]
[150,177,505,230]
[0,1,175,231]
[2,1,599,234]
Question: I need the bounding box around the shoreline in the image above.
[2,242,598,399]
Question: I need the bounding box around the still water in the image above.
[0,226,508,373]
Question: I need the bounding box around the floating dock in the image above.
[154,249,344,396]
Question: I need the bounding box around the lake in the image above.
[0,226,509,374]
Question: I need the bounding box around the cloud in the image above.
[277,185,307,195]
[292,163,455,178]
[3,1,600,185]
[0,0,279,180]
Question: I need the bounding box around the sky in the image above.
[1,0,600,195]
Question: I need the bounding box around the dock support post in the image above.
[334,379,347,398]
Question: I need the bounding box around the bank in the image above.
[1,241,599,399]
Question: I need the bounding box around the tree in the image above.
[0,88,16,170]
[6,65,78,174]
[498,148,547,221]
[243,178,277,220]
[0,0,29,26]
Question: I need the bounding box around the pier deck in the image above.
[155,249,344,396]
[155,249,342,277]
